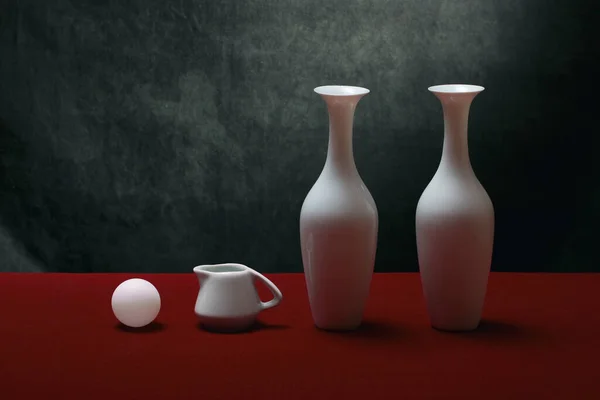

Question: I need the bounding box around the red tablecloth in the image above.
[0,272,598,399]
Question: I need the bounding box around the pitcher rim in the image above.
[193,263,249,275]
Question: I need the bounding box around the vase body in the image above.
[416,84,494,331]
[300,85,378,331]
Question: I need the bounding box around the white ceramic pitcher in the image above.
[193,263,283,332]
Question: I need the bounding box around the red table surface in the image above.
[0,272,599,399]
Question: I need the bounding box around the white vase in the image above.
[300,85,378,331]
[416,84,494,331]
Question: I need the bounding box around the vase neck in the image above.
[323,98,360,176]
[440,100,473,171]
[429,85,483,174]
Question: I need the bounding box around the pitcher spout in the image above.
[193,265,211,284]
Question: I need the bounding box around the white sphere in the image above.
[111,278,161,328]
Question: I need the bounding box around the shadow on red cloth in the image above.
[115,321,166,333]
[435,319,536,343]
[475,319,523,336]
[317,320,405,341]
[197,320,290,334]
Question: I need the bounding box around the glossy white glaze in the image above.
[300,85,378,331]
[193,263,282,332]
[416,84,494,331]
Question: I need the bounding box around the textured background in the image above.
[0,0,597,273]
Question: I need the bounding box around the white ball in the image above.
[111,278,161,328]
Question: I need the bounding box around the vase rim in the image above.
[428,84,485,94]
[314,85,370,97]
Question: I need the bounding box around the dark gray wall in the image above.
[0,0,597,273]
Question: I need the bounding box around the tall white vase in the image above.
[416,84,494,331]
[300,85,378,331]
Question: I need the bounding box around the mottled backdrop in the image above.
[0,0,596,273]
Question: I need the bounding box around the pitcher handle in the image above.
[249,269,283,310]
